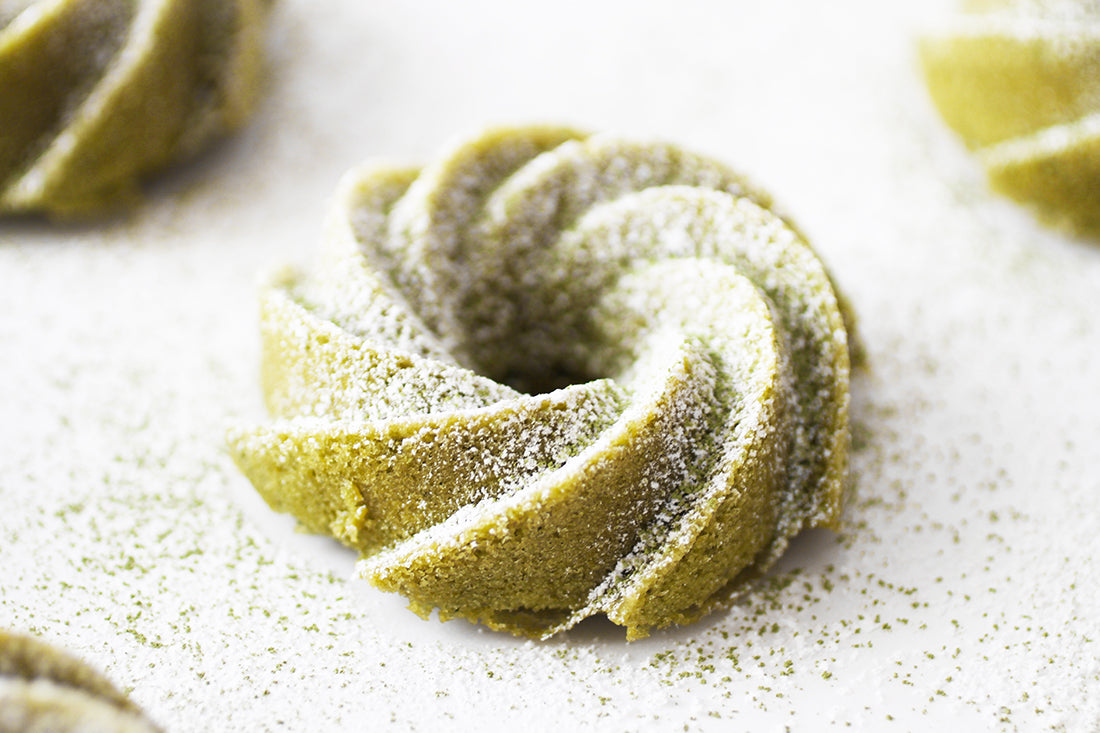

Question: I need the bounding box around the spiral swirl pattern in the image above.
[921,0,1100,233]
[0,0,269,217]
[228,126,853,639]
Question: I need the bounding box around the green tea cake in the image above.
[228,125,853,639]
[0,0,270,217]
[920,0,1100,233]
[0,630,161,732]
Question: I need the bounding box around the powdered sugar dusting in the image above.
[230,124,851,639]
[3,0,1099,730]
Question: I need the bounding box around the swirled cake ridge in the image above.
[228,125,854,639]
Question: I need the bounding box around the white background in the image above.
[2,1,1098,730]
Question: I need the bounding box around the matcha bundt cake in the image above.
[920,0,1100,233]
[0,0,270,217]
[0,630,161,732]
[228,125,853,639]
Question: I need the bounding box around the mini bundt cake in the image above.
[228,125,854,639]
[0,630,161,732]
[920,0,1100,233]
[0,0,270,217]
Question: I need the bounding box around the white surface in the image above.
[3,1,1099,730]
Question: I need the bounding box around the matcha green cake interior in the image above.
[228,125,853,639]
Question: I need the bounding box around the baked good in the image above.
[920,0,1100,233]
[228,125,853,639]
[0,0,270,217]
[0,629,161,732]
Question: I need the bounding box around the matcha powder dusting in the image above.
[1,0,1098,730]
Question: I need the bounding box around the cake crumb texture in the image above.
[228,125,853,639]
[2,1,1098,730]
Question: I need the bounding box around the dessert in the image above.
[0,0,270,217]
[228,125,853,639]
[0,629,161,732]
[920,0,1100,233]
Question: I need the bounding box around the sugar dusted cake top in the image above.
[228,125,854,639]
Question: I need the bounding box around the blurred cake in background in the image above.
[0,629,161,732]
[0,0,271,218]
[920,0,1100,234]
